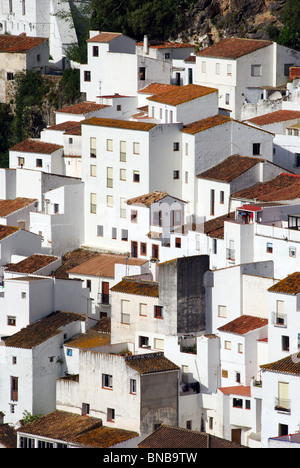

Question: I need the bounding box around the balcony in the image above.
[275,398,291,413]
[226,248,235,261]
[99,293,110,306]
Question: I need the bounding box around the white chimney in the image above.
[144,35,149,55]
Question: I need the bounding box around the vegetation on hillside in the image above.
[266,0,300,50]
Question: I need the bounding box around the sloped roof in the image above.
[218,315,268,335]
[203,212,235,239]
[0,225,19,241]
[196,37,272,59]
[139,83,179,94]
[125,352,179,374]
[111,278,159,297]
[47,121,82,133]
[56,102,108,114]
[0,34,47,53]
[181,114,231,134]
[4,311,85,349]
[5,254,58,274]
[198,155,264,182]
[9,139,63,154]
[268,272,300,295]
[231,173,300,202]
[218,385,251,397]
[0,198,37,217]
[68,253,146,278]
[127,191,185,207]
[82,117,156,131]
[66,318,111,349]
[147,84,217,106]
[138,425,246,448]
[261,353,300,376]
[247,110,300,126]
[87,32,122,43]
[137,41,194,50]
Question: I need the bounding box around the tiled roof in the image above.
[184,55,196,63]
[231,173,300,202]
[0,198,37,217]
[17,410,103,441]
[5,254,58,274]
[268,272,300,295]
[137,41,194,50]
[147,84,218,106]
[181,114,231,134]
[56,102,109,114]
[9,139,63,154]
[47,121,81,133]
[111,278,159,297]
[218,385,251,397]
[0,424,17,448]
[68,253,146,278]
[138,425,246,448]
[82,117,156,131]
[203,212,235,239]
[139,83,179,94]
[71,425,138,448]
[87,32,122,43]
[198,155,264,182]
[125,352,179,374]
[290,67,300,80]
[0,34,47,53]
[218,315,268,335]
[66,318,111,349]
[247,110,300,126]
[127,191,185,207]
[196,37,272,59]
[4,311,85,349]
[261,352,300,376]
[0,225,19,241]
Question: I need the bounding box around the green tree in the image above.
[0,103,13,168]
[269,0,300,50]
[59,68,81,104]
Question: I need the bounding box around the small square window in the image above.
[173,170,180,179]
[107,408,115,422]
[131,210,138,223]
[266,242,273,253]
[154,305,163,319]
[253,143,261,155]
[133,170,140,183]
[290,247,296,258]
[84,71,91,82]
[173,142,180,151]
[93,46,99,57]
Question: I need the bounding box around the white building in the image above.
[9,139,64,175]
[195,38,300,120]
[0,225,45,266]
[0,197,38,231]
[0,0,78,69]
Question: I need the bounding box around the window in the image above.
[131,210,138,223]
[213,238,217,255]
[131,241,138,258]
[82,403,90,416]
[152,210,162,227]
[107,408,115,422]
[173,142,180,151]
[236,372,241,383]
[154,305,163,319]
[227,64,232,76]
[216,63,220,75]
[282,335,290,352]
[284,63,294,77]
[102,374,113,389]
[106,139,113,151]
[86,279,91,291]
[7,316,16,326]
[84,71,91,82]
[139,303,147,316]
[165,52,170,60]
[233,398,243,408]
[97,225,103,237]
[139,336,150,348]
[238,343,243,354]
[202,61,206,73]
[290,247,296,258]
[117,105,121,111]
[140,242,147,256]
[67,349,72,356]
[121,229,128,241]
[209,417,214,430]
[139,67,146,80]
[120,168,126,181]
[210,189,215,216]
[173,170,180,179]
[245,400,251,410]
[277,382,290,412]
[90,137,96,158]
[251,64,262,77]
[220,191,225,204]
[253,143,261,155]
[171,210,182,227]
[222,369,228,378]
[120,198,126,218]
[186,420,192,430]
[225,93,230,105]
[185,171,188,184]
[120,141,126,162]
[112,227,117,239]
[130,379,137,394]
[18,157,24,167]
[225,340,231,350]
[185,143,189,155]
[107,167,113,188]
[90,193,97,214]
[295,153,300,167]
[93,46,99,57]
[90,164,97,177]
[12,356,17,365]
[133,142,140,154]
[175,237,181,248]
[69,137,73,145]
[37,54,41,63]
[152,244,159,259]
[133,170,140,182]
[7,72,14,81]
[10,376,18,401]
[21,292,26,299]
[266,242,273,253]
[218,305,227,318]
[107,195,114,207]
[154,338,164,350]
[54,203,59,214]
[22,0,26,15]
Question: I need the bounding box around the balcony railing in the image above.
[226,248,235,260]
[275,398,291,413]
[99,293,110,305]
[271,312,287,328]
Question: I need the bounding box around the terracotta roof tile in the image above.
[268,272,300,295]
[219,385,251,397]
[290,67,300,80]
[47,121,81,133]
[5,254,58,274]
[9,139,63,154]
[0,424,17,448]
[196,38,272,59]
[82,117,156,131]
[203,212,235,239]
[232,173,300,202]
[4,311,85,349]
[87,32,122,43]
[71,425,138,448]
[111,278,159,297]
[0,34,47,53]
[138,425,246,448]
[261,352,300,376]
[125,352,179,374]
[0,225,19,241]
[147,84,217,106]
[247,110,300,126]
[0,198,37,217]
[56,102,108,114]
[137,41,194,50]
[66,318,111,349]
[139,83,179,94]
[68,253,146,278]
[198,155,264,182]
[218,315,268,335]
[181,114,231,134]
[127,191,178,207]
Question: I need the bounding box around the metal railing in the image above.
[275,398,291,413]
